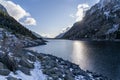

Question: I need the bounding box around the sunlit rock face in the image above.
[62,0,120,40]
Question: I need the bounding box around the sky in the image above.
[0,0,99,38]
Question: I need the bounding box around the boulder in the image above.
[25,54,36,62]
[64,74,74,80]
[0,69,10,76]
[7,77,20,80]
[19,58,34,69]
[0,62,7,69]
[17,67,31,75]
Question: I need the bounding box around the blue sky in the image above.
[1,0,99,37]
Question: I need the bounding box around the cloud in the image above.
[69,14,75,18]
[0,0,37,26]
[41,33,54,38]
[76,4,90,21]
[24,17,36,26]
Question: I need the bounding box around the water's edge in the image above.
[26,49,109,80]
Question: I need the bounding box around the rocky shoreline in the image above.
[28,50,110,80]
[23,39,47,48]
[0,48,110,80]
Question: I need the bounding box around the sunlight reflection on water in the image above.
[71,41,93,71]
[27,39,120,80]
[72,41,87,68]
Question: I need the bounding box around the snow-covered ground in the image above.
[10,61,46,80]
[106,24,119,34]
[0,61,46,80]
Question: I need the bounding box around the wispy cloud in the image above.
[76,4,90,21]
[70,4,90,22]
[41,33,54,38]
[24,17,36,26]
[0,0,36,26]
[69,14,75,18]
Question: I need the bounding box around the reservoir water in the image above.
[28,39,120,80]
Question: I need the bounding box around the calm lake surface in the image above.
[28,39,120,80]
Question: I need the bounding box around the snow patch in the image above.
[106,24,119,34]
[9,61,46,80]
[0,75,7,80]
[75,75,86,80]
[27,52,34,56]
[104,11,110,19]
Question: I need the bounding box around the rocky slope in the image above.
[62,0,120,40]
[0,28,45,48]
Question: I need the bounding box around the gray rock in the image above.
[0,55,18,71]
[0,69,10,76]
[64,74,74,80]
[19,58,34,69]
[7,76,20,80]
[26,55,36,62]
[17,67,31,75]
[37,55,44,61]
[51,74,59,80]
[0,62,7,69]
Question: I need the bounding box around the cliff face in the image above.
[62,0,120,40]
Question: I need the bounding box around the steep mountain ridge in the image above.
[62,0,120,40]
[0,4,45,46]
[0,4,42,39]
[56,27,70,38]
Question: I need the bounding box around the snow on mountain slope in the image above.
[56,27,70,38]
[62,0,120,40]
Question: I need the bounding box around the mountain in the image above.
[56,33,66,39]
[0,4,43,39]
[0,4,45,46]
[55,27,70,38]
[32,31,42,39]
[62,0,120,40]
[0,7,36,39]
